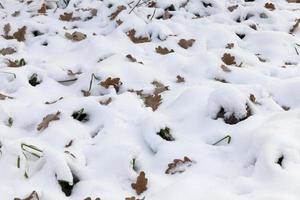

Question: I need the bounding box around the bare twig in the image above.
[213,135,232,145]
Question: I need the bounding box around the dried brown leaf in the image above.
[127,29,150,43]
[165,156,193,175]
[99,97,112,105]
[14,191,39,200]
[249,94,256,103]
[176,75,185,83]
[59,12,73,21]
[222,53,236,65]
[110,5,126,20]
[65,31,87,41]
[38,3,47,14]
[220,64,231,72]
[155,46,174,55]
[4,23,11,35]
[13,26,27,42]
[178,39,195,49]
[152,80,169,95]
[37,111,61,131]
[131,171,148,195]
[265,2,275,10]
[126,54,143,64]
[100,77,122,92]
[144,94,162,111]
[228,5,238,12]
[287,0,300,2]
[0,47,16,55]
[6,58,26,68]
[226,43,234,49]
[0,93,13,100]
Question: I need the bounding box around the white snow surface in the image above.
[0,0,300,199]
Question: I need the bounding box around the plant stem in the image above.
[213,135,231,145]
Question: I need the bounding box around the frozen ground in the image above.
[1,0,300,199]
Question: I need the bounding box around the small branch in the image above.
[150,8,156,21]
[58,78,78,83]
[129,0,142,14]
[212,135,231,145]
[295,47,299,55]
[0,2,4,9]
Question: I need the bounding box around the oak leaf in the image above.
[127,29,150,43]
[178,39,195,49]
[100,77,122,92]
[151,80,169,95]
[176,75,185,83]
[59,12,73,21]
[144,94,162,111]
[265,3,275,10]
[14,191,39,200]
[65,31,87,41]
[165,156,193,175]
[222,53,236,65]
[0,47,16,55]
[38,3,46,14]
[13,26,27,42]
[131,171,148,195]
[155,46,174,55]
[110,5,126,20]
[37,111,61,131]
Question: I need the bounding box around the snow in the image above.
[1,0,300,199]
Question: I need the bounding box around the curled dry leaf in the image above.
[220,64,231,72]
[144,94,162,111]
[226,43,234,49]
[110,5,126,20]
[13,26,27,42]
[155,46,174,55]
[222,53,236,65]
[178,39,195,49]
[6,58,26,67]
[176,75,185,83]
[38,3,46,14]
[65,31,87,41]
[126,54,143,64]
[131,171,148,195]
[4,23,11,35]
[265,3,275,11]
[249,94,256,103]
[37,111,61,131]
[99,97,112,105]
[100,77,122,92]
[59,12,74,21]
[165,156,193,175]
[14,191,39,200]
[0,93,13,100]
[0,47,16,55]
[228,5,238,12]
[127,29,150,43]
[151,80,169,95]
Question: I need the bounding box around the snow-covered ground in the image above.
[1,0,300,199]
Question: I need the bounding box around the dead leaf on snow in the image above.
[65,31,87,41]
[13,26,27,42]
[144,94,162,111]
[222,53,236,65]
[126,54,143,64]
[38,3,47,14]
[178,39,195,49]
[37,111,61,131]
[99,97,112,105]
[220,64,231,72]
[0,93,13,100]
[14,191,39,200]
[110,5,126,20]
[165,156,193,175]
[0,47,16,55]
[131,171,148,195]
[228,5,238,12]
[265,2,275,11]
[176,75,185,83]
[155,46,174,55]
[152,80,169,95]
[6,58,26,67]
[127,29,150,43]
[99,77,122,92]
[3,23,11,35]
[226,43,234,49]
[59,12,74,21]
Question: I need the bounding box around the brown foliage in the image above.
[290,18,300,34]
[38,3,47,14]
[178,39,195,49]
[155,46,174,55]
[110,5,126,20]
[131,171,148,195]
[0,93,13,100]
[176,75,185,83]
[65,31,87,41]
[37,111,61,131]
[222,53,236,65]
[13,26,27,42]
[14,191,39,200]
[100,77,122,92]
[0,47,16,55]
[127,29,150,43]
[144,94,162,111]
[165,156,193,174]
[265,3,275,10]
